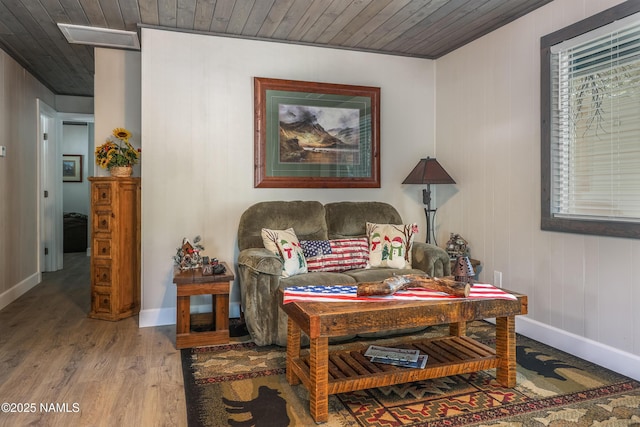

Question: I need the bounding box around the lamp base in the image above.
[424,206,437,245]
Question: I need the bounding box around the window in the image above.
[541,3,640,238]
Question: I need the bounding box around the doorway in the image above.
[38,100,62,272]
[38,102,94,273]
[61,118,94,256]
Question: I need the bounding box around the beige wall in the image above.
[94,48,141,178]
[0,49,56,309]
[436,0,640,367]
[138,28,436,325]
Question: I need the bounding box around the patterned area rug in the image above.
[181,321,640,426]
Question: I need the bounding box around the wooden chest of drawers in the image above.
[88,177,141,321]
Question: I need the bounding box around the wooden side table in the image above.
[173,262,234,349]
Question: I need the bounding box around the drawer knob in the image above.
[101,192,107,199]
[102,247,107,253]
[101,220,107,226]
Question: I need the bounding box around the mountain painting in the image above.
[278,104,360,164]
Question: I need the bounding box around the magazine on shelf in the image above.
[370,354,429,369]
[364,345,420,362]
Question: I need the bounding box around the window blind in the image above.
[550,18,640,222]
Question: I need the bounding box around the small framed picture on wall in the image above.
[63,154,82,182]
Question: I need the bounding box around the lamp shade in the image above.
[402,157,456,185]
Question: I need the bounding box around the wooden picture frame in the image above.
[254,77,380,188]
[62,154,82,182]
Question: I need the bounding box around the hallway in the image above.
[0,253,186,427]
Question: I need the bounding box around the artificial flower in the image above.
[95,127,140,169]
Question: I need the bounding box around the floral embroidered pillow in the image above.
[366,222,418,269]
[261,228,308,277]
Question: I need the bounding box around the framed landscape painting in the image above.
[254,77,380,188]
[62,154,82,182]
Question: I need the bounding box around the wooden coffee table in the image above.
[279,289,528,423]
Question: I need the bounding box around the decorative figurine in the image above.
[446,233,469,259]
[202,256,213,275]
[452,256,475,284]
[173,235,205,270]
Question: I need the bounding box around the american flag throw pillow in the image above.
[300,238,369,272]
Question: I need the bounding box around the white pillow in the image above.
[366,222,418,269]
[261,228,308,277]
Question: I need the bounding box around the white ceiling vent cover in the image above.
[57,24,140,50]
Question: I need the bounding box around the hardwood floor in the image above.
[0,253,187,427]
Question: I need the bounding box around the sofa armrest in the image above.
[237,248,284,346]
[411,242,451,277]
[237,248,283,276]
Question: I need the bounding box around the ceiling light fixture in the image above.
[57,23,140,50]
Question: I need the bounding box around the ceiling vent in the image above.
[57,24,140,50]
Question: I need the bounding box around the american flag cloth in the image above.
[300,238,369,272]
[282,282,518,304]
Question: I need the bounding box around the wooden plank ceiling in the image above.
[0,0,552,97]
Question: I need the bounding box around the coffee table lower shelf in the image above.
[289,335,499,396]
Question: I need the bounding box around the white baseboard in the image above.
[138,301,242,328]
[512,316,640,381]
[0,272,41,311]
[139,307,176,327]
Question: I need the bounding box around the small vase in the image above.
[109,166,133,177]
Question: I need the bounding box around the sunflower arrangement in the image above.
[95,128,140,169]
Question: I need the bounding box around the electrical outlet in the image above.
[494,271,503,288]
[0,146,6,157]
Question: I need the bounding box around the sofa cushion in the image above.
[300,238,369,272]
[324,201,403,239]
[366,222,418,269]
[261,228,307,277]
[279,271,356,289]
[238,201,328,251]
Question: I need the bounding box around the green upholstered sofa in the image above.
[237,201,451,346]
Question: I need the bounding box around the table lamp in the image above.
[402,157,456,244]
